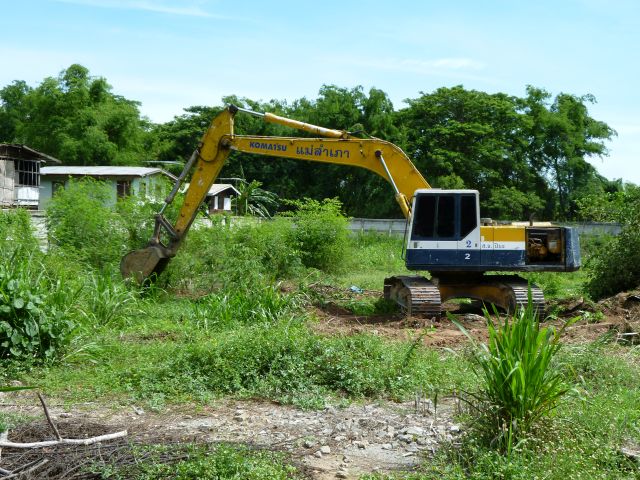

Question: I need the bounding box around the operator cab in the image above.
[405,189,481,271]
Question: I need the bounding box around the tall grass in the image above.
[454,295,575,451]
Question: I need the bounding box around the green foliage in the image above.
[46,178,125,269]
[0,64,146,165]
[233,179,279,217]
[586,218,640,299]
[96,443,302,480]
[485,186,544,220]
[0,208,38,253]
[285,197,350,272]
[453,298,573,451]
[576,181,640,223]
[0,252,78,361]
[579,182,640,298]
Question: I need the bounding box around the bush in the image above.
[46,178,126,269]
[0,252,79,361]
[454,298,572,451]
[586,218,640,299]
[285,198,350,273]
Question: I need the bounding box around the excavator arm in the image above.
[121,105,429,282]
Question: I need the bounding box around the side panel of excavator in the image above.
[404,189,581,273]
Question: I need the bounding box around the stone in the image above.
[314,450,323,458]
[403,426,425,436]
[336,470,349,478]
[320,445,331,454]
[304,439,316,448]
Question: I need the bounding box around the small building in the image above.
[182,183,239,214]
[0,144,61,208]
[205,184,240,214]
[39,166,177,210]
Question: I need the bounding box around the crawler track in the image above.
[384,276,442,318]
[384,274,546,318]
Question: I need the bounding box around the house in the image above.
[0,144,61,208]
[39,166,177,209]
[205,184,240,214]
[181,183,240,214]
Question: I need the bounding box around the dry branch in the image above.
[0,430,128,449]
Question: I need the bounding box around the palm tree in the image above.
[233,179,279,218]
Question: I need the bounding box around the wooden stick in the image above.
[1,458,49,479]
[0,430,128,449]
[37,392,62,441]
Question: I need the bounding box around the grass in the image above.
[89,443,303,479]
[3,204,637,479]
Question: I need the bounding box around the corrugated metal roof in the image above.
[40,166,173,178]
[0,144,61,163]
[181,183,240,196]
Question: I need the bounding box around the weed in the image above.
[453,295,575,451]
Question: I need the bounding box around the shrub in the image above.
[285,198,350,272]
[46,178,125,269]
[586,218,640,299]
[0,252,79,361]
[454,297,573,451]
[0,208,38,254]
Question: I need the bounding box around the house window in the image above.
[116,180,131,198]
[217,194,225,210]
[15,160,39,187]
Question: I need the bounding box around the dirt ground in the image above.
[309,286,640,348]
[1,288,638,479]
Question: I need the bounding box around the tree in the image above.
[522,87,616,219]
[0,64,148,165]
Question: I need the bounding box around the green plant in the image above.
[453,295,575,451]
[81,272,141,327]
[0,252,79,361]
[284,197,350,273]
[45,178,125,269]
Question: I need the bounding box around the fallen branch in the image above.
[0,430,128,449]
[1,458,49,479]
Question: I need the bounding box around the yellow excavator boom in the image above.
[121,104,428,281]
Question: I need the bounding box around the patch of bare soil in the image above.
[309,286,640,348]
[0,395,463,479]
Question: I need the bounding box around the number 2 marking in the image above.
[465,240,472,248]
[465,253,471,260]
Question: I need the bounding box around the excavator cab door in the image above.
[405,190,481,270]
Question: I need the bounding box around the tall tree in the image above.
[0,64,147,165]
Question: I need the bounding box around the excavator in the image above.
[121,104,581,316]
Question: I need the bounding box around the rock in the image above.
[133,406,145,416]
[334,435,347,442]
[320,445,331,454]
[381,443,393,450]
[59,412,72,419]
[353,440,368,449]
[314,450,323,458]
[233,411,248,423]
[397,434,413,443]
[336,469,349,478]
[403,426,425,436]
[304,439,316,448]
[450,425,461,433]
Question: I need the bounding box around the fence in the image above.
[346,218,622,237]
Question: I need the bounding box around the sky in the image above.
[2,0,639,183]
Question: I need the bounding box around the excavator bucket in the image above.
[120,246,170,284]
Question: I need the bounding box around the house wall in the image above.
[39,173,170,210]
[0,159,14,207]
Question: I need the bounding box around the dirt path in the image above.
[0,395,462,479]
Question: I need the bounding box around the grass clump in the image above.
[454,297,574,451]
[91,443,302,480]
